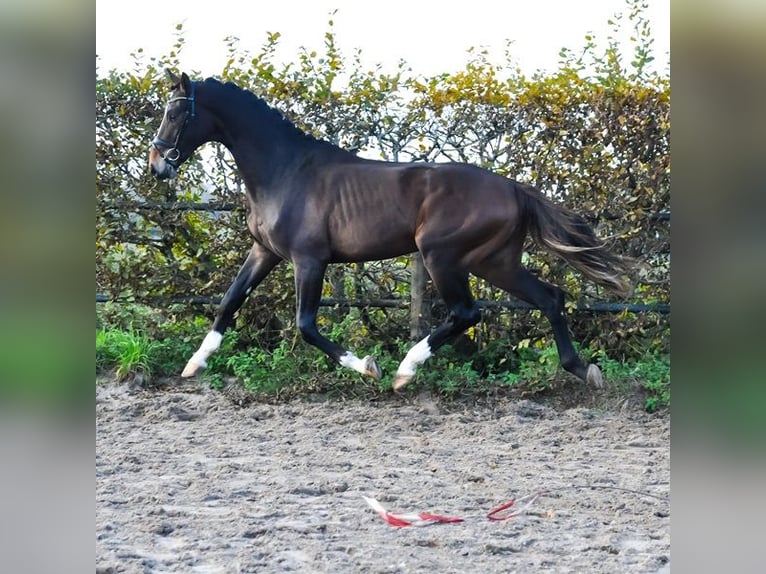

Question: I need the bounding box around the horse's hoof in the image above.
[392,373,413,391]
[586,364,604,388]
[362,355,382,380]
[181,359,205,378]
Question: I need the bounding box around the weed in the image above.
[637,357,670,412]
[594,349,670,411]
[419,348,480,397]
[485,342,563,394]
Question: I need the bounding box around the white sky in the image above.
[96,0,669,79]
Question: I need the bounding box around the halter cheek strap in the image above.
[151,81,196,164]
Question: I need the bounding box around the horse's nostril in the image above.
[150,163,158,176]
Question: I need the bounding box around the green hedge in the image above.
[97,5,668,361]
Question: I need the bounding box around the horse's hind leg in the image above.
[182,241,282,377]
[482,265,603,387]
[393,257,480,390]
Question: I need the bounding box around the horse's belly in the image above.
[330,227,417,263]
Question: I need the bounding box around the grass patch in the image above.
[95,308,669,412]
[96,329,158,380]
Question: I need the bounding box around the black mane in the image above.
[200,77,321,147]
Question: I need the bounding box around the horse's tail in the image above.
[519,184,633,297]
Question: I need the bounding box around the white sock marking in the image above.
[339,351,368,375]
[396,337,432,378]
[189,330,223,368]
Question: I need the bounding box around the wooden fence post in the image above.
[326,266,348,321]
[409,253,431,341]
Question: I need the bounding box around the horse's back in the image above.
[305,159,523,264]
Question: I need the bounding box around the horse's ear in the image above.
[180,72,192,95]
[165,69,181,87]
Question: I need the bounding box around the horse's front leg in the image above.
[293,258,382,379]
[182,242,282,377]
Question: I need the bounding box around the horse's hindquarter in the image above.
[414,164,524,266]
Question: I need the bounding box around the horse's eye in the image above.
[168,113,177,122]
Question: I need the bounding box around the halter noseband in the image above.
[151,81,196,165]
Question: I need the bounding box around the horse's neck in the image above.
[205,85,355,189]
[209,98,297,187]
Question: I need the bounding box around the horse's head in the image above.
[149,70,200,179]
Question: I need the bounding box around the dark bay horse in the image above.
[149,71,631,390]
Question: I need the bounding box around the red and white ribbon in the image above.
[486,491,543,520]
[364,491,543,528]
[363,496,464,527]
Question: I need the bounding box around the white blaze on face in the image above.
[396,336,432,378]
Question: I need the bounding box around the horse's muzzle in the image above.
[150,161,178,180]
[148,147,178,179]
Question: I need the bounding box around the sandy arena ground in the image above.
[96,378,669,573]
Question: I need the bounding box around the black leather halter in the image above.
[151,82,196,164]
